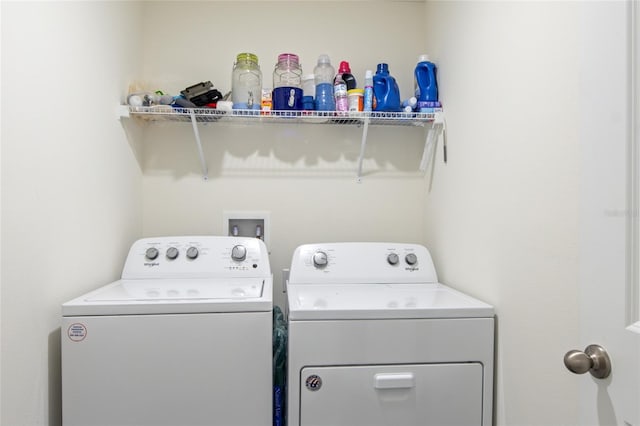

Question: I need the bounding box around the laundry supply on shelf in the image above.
[414,54,438,103]
[313,54,336,112]
[272,53,303,111]
[231,52,262,110]
[373,63,401,112]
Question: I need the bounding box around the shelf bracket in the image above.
[419,112,445,172]
[189,111,209,180]
[356,116,370,183]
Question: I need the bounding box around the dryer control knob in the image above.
[405,253,418,265]
[186,246,199,260]
[145,247,159,260]
[166,247,179,260]
[387,253,399,265]
[313,251,328,268]
[231,245,247,261]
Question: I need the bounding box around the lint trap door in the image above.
[299,363,483,426]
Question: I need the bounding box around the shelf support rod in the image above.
[189,111,209,180]
[419,112,444,172]
[356,116,370,182]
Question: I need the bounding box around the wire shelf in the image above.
[118,105,444,181]
[125,106,441,127]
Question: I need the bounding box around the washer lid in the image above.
[62,277,272,316]
[287,283,493,320]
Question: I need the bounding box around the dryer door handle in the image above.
[374,373,415,389]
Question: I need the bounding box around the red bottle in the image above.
[337,61,357,91]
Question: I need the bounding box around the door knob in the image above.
[563,344,611,379]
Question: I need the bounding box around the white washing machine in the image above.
[286,242,494,426]
[61,236,273,426]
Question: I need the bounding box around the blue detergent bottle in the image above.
[373,63,401,112]
[415,54,438,102]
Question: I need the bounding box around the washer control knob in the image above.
[166,247,179,260]
[186,246,199,260]
[405,253,418,265]
[145,247,159,260]
[231,245,247,261]
[387,253,399,265]
[313,251,328,268]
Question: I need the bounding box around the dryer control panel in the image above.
[122,236,271,280]
[288,242,438,284]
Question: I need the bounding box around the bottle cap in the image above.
[365,70,373,79]
[338,61,351,73]
[237,52,258,63]
[278,53,299,64]
[317,54,331,64]
[418,54,430,62]
[376,63,389,74]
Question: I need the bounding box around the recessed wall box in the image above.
[223,211,270,248]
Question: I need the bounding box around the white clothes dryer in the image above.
[286,242,494,426]
[61,236,272,426]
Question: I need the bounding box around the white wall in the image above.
[136,1,430,308]
[0,2,143,425]
[423,1,583,425]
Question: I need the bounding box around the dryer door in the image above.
[300,363,483,426]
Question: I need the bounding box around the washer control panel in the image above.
[289,242,438,284]
[122,236,270,279]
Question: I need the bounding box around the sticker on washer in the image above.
[305,375,322,391]
[67,323,87,342]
